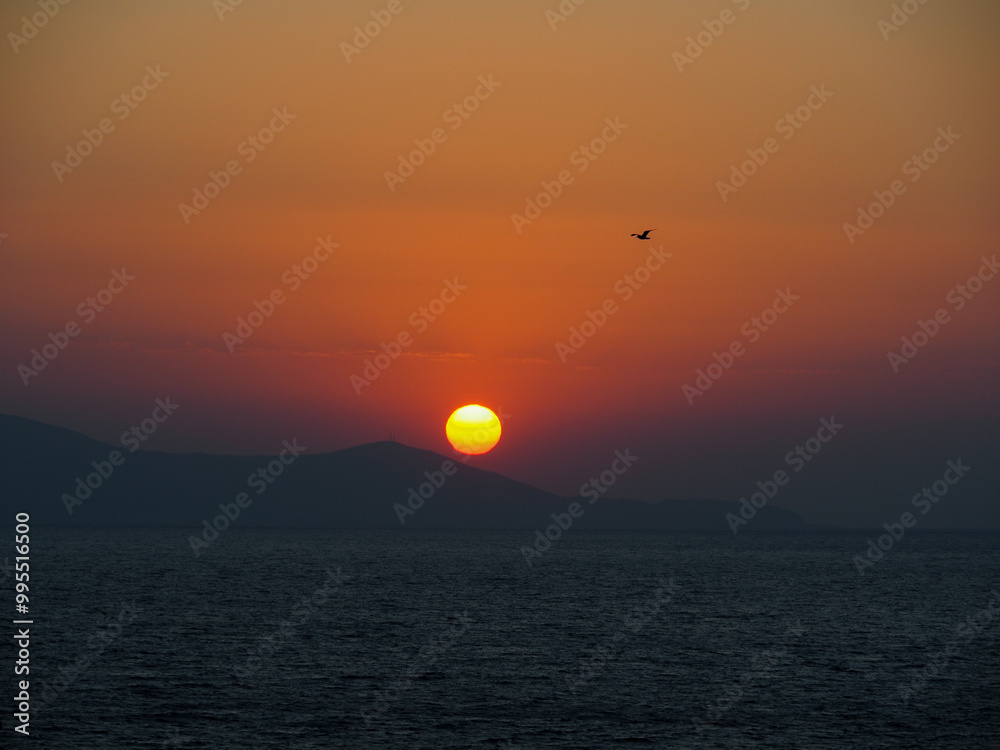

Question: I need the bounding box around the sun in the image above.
[446,404,502,455]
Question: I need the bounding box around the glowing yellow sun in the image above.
[446,404,502,455]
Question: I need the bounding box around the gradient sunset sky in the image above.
[2,0,997,527]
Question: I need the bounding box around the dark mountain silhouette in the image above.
[2,413,817,531]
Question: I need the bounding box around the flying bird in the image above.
[631,229,656,240]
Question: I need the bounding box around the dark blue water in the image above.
[8,529,1000,748]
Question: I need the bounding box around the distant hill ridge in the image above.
[1,413,817,532]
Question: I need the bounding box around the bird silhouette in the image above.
[631,229,656,240]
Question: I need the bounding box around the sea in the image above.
[7,528,999,749]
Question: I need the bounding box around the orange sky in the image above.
[2,0,998,526]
